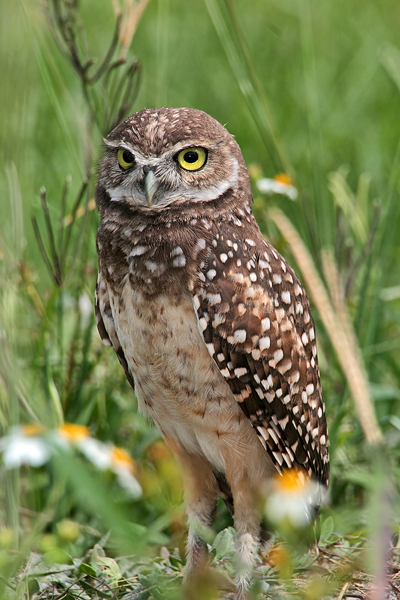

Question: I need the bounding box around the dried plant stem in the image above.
[269,208,382,445]
[337,581,349,600]
[112,0,152,59]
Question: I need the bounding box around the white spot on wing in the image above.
[234,367,248,378]
[233,329,247,343]
[306,383,314,395]
[259,337,270,351]
[207,293,222,305]
[206,269,216,280]
[129,245,149,257]
[206,343,215,357]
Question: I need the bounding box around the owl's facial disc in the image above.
[102,139,239,210]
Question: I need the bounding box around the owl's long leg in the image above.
[164,439,220,578]
[228,472,261,600]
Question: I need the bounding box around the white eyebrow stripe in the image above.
[104,140,135,152]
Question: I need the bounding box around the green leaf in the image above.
[212,527,236,560]
[79,562,97,576]
[319,516,334,544]
[44,548,74,565]
[96,556,122,583]
[168,555,183,569]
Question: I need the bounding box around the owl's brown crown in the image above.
[107,107,234,156]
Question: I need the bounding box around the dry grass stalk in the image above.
[268,208,382,445]
[112,0,152,59]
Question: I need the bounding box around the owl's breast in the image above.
[107,279,266,473]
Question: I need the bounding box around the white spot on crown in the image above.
[171,246,184,257]
[194,238,206,254]
[145,260,166,274]
[172,254,186,268]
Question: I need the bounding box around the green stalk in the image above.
[205,0,291,175]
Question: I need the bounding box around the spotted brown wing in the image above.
[95,273,136,390]
[192,222,329,487]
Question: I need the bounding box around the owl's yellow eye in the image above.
[117,148,135,170]
[176,147,207,171]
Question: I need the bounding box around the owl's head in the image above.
[96,107,251,212]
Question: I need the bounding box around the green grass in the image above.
[1,0,400,598]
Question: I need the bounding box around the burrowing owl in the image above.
[95,107,329,599]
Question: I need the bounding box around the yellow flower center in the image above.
[111,447,135,472]
[22,423,45,436]
[274,173,292,185]
[276,468,308,494]
[58,423,90,441]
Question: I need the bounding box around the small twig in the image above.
[119,59,141,118]
[337,581,350,600]
[88,14,122,84]
[61,178,89,263]
[32,215,58,286]
[345,203,381,298]
[40,188,63,286]
[57,176,71,261]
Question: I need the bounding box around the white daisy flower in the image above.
[110,447,142,499]
[56,424,142,498]
[77,437,112,470]
[257,174,298,201]
[55,423,112,469]
[0,422,142,498]
[265,468,323,528]
[0,424,50,468]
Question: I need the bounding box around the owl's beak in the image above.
[144,170,159,207]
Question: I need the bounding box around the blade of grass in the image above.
[52,452,148,555]
[32,215,58,286]
[205,0,290,175]
[62,179,89,264]
[40,188,63,286]
[63,194,91,287]
[357,138,400,362]
[155,0,170,106]
[20,1,83,176]
[297,0,333,249]
[58,175,71,262]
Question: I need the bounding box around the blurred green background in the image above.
[1,0,400,597]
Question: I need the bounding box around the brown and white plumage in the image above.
[95,107,329,599]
